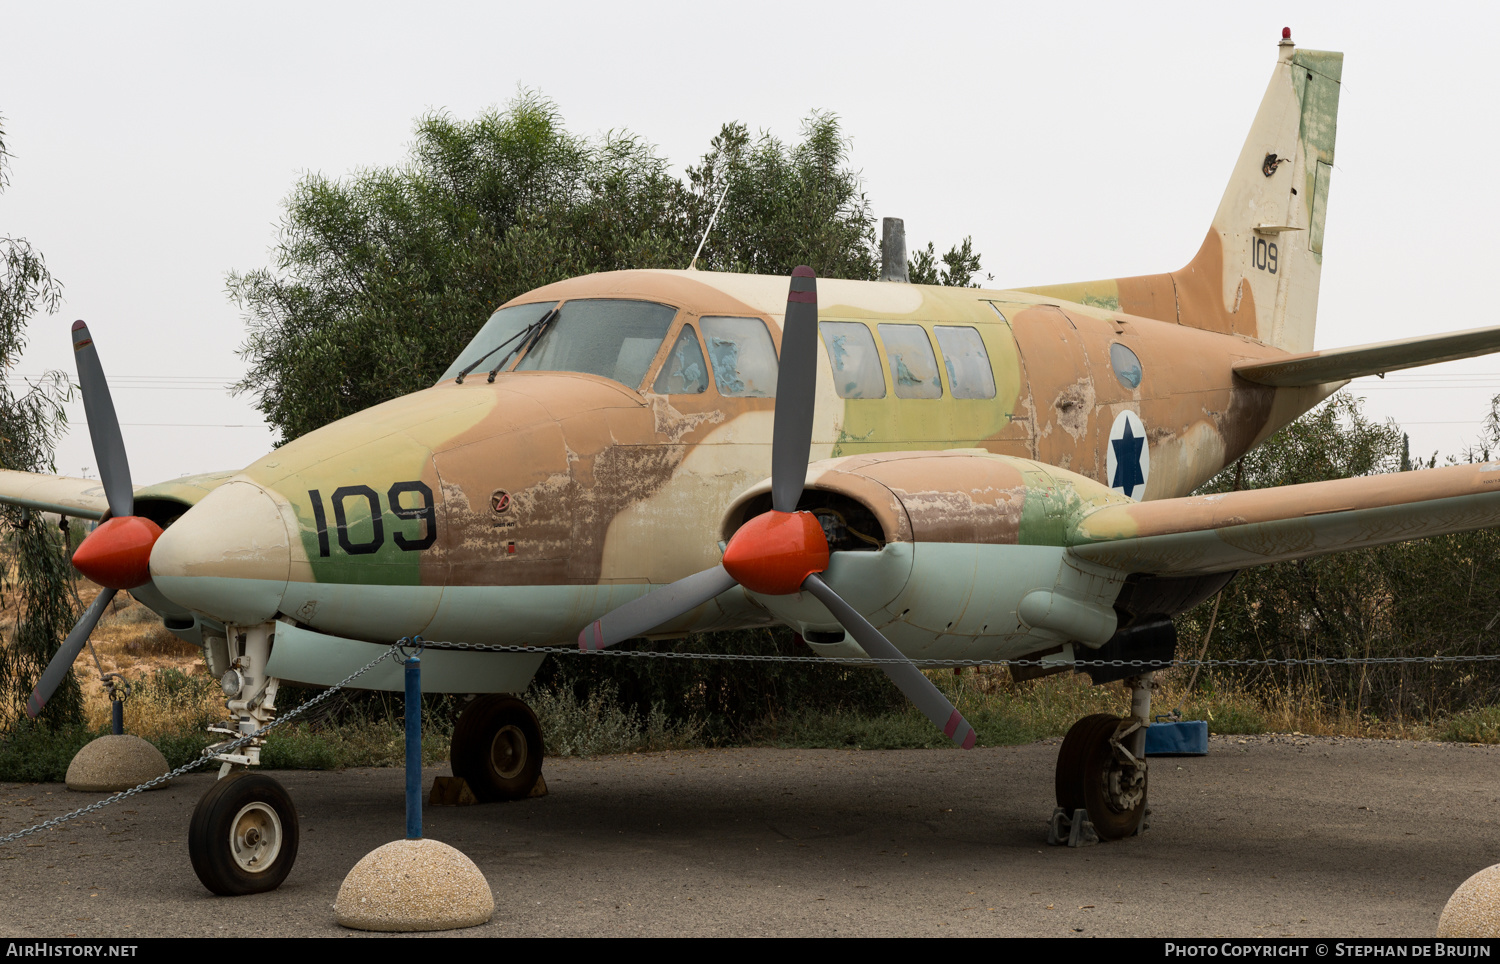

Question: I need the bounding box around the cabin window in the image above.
[439,301,558,382]
[877,324,943,399]
[1110,342,1143,389]
[700,317,778,397]
[514,299,677,389]
[651,325,708,394]
[933,326,996,399]
[819,322,886,399]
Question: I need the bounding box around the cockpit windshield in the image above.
[438,301,558,383]
[514,299,678,388]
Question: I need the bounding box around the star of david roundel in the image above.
[1105,410,1151,501]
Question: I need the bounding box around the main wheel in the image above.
[451,695,544,802]
[189,772,299,895]
[1055,714,1147,841]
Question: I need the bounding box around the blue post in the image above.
[110,698,122,736]
[404,649,422,840]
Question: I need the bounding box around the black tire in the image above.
[1056,713,1148,840]
[188,772,299,895]
[451,695,543,802]
[1055,713,1118,812]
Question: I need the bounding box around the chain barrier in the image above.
[414,639,1500,670]
[0,641,403,847]
[5,634,1495,846]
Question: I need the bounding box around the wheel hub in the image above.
[490,724,528,780]
[229,802,283,873]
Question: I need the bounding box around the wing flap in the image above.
[0,469,114,520]
[1070,462,1500,576]
[1233,326,1500,387]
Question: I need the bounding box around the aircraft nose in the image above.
[149,479,292,626]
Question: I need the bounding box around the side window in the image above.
[701,317,778,398]
[652,325,709,394]
[877,324,943,399]
[934,326,997,399]
[1110,342,1143,389]
[819,322,886,399]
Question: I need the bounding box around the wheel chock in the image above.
[1047,807,1099,847]
[428,777,478,807]
[528,774,548,798]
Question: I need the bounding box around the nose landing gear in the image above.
[189,772,300,895]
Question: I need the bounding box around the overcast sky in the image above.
[2,1,1495,482]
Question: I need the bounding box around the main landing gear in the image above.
[450,694,545,802]
[1051,673,1156,845]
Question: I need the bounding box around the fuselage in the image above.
[145,269,1339,659]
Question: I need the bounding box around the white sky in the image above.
[1,1,1496,482]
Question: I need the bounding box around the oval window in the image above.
[1110,343,1143,389]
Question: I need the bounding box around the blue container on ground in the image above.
[1144,720,1208,756]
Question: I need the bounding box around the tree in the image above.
[0,115,80,726]
[230,97,941,443]
[1175,392,1500,723]
[680,113,878,281]
[907,236,989,287]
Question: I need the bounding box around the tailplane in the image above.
[1024,33,1342,354]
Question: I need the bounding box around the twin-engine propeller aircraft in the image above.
[10,30,1500,895]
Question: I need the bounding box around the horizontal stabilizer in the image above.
[1233,325,1500,387]
[0,469,115,520]
[1069,462,1500,576]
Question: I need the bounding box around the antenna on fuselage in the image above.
[686,177,732,271]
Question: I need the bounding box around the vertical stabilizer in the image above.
[1024,35,1341,353]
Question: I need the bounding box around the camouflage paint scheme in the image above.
[22,40,1500,690]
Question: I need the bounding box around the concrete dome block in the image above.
[1439,863,1500,937]
[65,734,170,792]
[335,837,494,932]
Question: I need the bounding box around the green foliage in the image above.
[1176,391,1500,725]
[907,236,988,287]
[529,680,703,756]
[231,97,905,443]
[682,113,878,280]
[0,115,77,728]
[530,627,908,745]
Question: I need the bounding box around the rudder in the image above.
[1024,35,1342,354]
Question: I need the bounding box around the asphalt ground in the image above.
[1,734,1497,938]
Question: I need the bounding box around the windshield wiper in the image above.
[495,306,561,381]
[455,308,558,384]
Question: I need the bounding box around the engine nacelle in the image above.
[722,450,1137,660]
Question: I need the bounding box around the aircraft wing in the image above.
[1233,325,1500,387]
[1068,461,1500,576]
[0,469,113,519]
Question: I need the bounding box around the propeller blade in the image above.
[25,588,116,719]
[802,573,976,749]
[771,267,818,514]
[70,321,133,517]
[579,564,738,650]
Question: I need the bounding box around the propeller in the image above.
[25,321,163,719]
[578,268,976,749]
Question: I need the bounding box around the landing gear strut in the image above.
[189,771,300,895]
[450,695,545,802]
[1052,673,1155,843]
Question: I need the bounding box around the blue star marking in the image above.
[1111,419,1146,498]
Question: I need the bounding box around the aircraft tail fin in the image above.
[1023,37,1342,354]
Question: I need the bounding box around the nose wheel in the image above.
[189,772,300,895]
[1055,713,1148,841]
[450,695,544,802]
